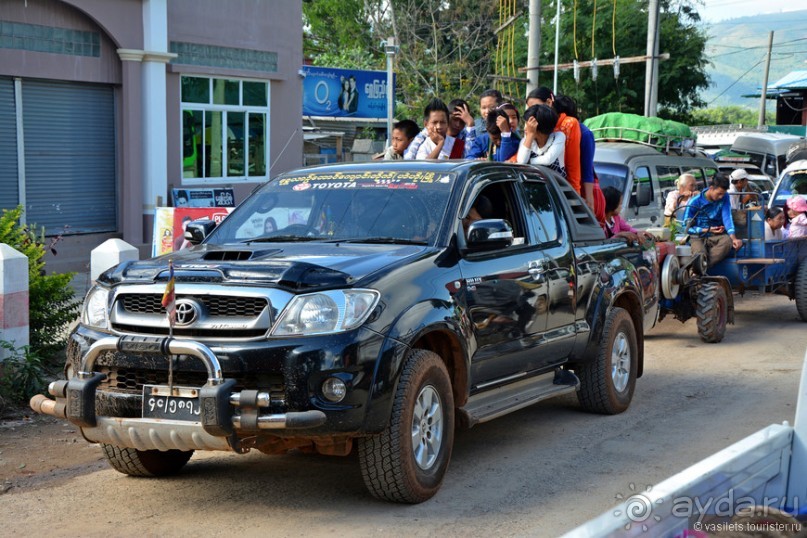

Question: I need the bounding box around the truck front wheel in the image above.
[102,444,193,477]
[577,307,637,415]
[358,349,455,503]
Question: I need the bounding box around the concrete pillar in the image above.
[0,244,29,360]
[141,0,176,244]
[117,52,145,249]
[91,239,140,283]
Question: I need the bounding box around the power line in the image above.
[709,37,807,58]
[708,59,765,105]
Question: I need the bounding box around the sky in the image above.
[698,0,803,23]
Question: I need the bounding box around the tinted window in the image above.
[656,165,680,197]
[594,163,629,192]
[629,166,653,205]
[522,181,560,244]
[773,168,807,206]
[209,170,454,244]
[764,154,777,177]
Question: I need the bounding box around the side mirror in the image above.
[465,219,514,251]
[185,219,217,245]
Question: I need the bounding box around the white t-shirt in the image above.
[416,135,456,160]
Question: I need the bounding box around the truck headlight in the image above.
[81,286,110,330]
[271,289,380,336]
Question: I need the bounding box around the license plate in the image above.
[142,385,201,422]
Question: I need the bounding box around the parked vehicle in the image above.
[592,142,719,229]
[729,132,802,179]
[770,159,807,209]
[31,161,660,503]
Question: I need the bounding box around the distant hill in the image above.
[699,10,807,109]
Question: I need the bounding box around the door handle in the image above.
[528,259,547,281]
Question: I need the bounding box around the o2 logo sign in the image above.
[314,80,332,110]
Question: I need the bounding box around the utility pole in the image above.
[384,37,398,146]
[758,31,774,128]
[526,0,542,95]
[553,0,561,94]
[644,0,660,117]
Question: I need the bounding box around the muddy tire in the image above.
[696,282,728,343]
[102,444,193,477]
[358,349,454,503]
[577,307,637,415]
[796,262,807,322]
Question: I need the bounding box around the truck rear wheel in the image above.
[796,262,807,322]
[358,349,454,503]
[577,307,637,415]
[102,444,193,477]
[696,282,728,342]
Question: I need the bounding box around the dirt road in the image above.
[1,292,804,537]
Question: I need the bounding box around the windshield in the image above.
[593,163,629,192]
[772,168,807,207]
[207,169,456,245]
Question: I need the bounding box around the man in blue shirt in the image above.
[682,173,743,268]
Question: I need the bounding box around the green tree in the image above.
[690,105,774,126]
[303,1,711,123]
[529,0,709,122]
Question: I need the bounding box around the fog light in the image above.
[322,377,347,403]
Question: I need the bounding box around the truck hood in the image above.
[98,243,430,290]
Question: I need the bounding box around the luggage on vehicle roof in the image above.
[584,112,696,153]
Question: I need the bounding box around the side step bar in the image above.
[458,369,579,428]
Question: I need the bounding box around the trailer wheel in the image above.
[102,444,193,477]
[796,262,807,322]
[696,282,728,343]
[358,349,454,503]
[577,307,637,415]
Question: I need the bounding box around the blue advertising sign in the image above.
[302,66,394,119]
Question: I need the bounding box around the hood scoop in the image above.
[202,249,280,261]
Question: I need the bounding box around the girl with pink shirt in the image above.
[786,195,807,239]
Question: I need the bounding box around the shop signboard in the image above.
[302,65,394,119]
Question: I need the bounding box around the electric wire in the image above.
[707,59,765,105]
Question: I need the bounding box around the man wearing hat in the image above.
[727,168,758,210]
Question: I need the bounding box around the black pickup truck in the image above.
[32,161,659,503]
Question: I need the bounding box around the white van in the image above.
[729,133,802,179]
[593,142,719,229]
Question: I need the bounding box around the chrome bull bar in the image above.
[30,335,326,451]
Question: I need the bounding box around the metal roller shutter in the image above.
[0,77,18,211]
[22,79,116,234]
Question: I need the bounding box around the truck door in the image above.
[458,175,556,389]
[520,172,577,360]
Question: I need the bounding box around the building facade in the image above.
[0,0,303,271]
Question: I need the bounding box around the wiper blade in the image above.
[241,235,320,243]
[333,237,429,245]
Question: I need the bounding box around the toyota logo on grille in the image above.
[175,300,199,326]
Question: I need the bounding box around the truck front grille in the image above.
[109,284,286,341]
[121,294,267,317]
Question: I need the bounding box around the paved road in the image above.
[2,293,804,537]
